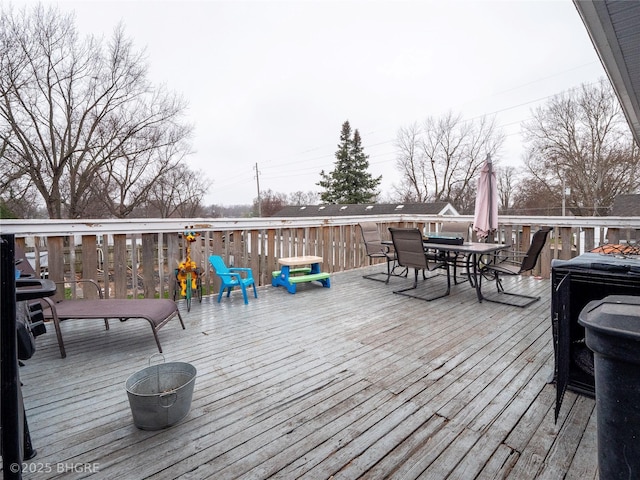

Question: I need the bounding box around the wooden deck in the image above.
[17,266,597,479]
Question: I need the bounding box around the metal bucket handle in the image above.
[148,353,165,366]
[147,353,178,408]
[159,391,178,408]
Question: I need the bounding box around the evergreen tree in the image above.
[318,121,381,204]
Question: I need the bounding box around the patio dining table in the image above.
[383,240,510,302]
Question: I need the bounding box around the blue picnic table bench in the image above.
[271,255,331,294]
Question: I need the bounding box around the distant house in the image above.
[273,202,460,217]
[610,194,640,216]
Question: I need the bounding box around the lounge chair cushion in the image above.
[43,298,185,358]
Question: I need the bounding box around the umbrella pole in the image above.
[487,154,493,242]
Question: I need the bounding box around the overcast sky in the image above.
[37,0,605,206]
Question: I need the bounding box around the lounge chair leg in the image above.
[152,330,163,353]
[54,315,66,358]
[44,298,66,358]
[175,310,186,329]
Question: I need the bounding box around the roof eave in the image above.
[573,0,640,146]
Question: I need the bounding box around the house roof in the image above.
[574,1,640,145]
[274,202,459,217]
[610,194,640,216]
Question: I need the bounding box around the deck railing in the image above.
[3,215,639,299]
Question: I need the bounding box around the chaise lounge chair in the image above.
[42,279,185,358]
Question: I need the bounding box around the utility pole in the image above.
[254,162,262,217]
[562,178,570,216]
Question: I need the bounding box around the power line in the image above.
[210,72,606,194]
[254,162,262,216]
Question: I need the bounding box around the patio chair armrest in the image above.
[426,257,449,271]
[229,267,253,279]
[53,279,104,299]
[381,245,397,259]
[424,248,448,261]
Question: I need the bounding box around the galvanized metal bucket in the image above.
[125,354,196,430]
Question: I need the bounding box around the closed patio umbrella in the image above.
[473,154,498,240]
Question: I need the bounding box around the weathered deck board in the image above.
[14,266,597,479]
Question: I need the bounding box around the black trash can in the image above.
[578,295,640,480]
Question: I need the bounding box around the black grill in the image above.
[552,252,640,421]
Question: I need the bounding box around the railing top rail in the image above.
[1,214,639,236]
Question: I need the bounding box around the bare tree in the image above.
[145,164,209,218]
[511,173,562,215]
[253,189,288,217]
[497,165,518,214]
[288,190,319,205]
[93,131,193,218]
[0,140,41,217]
[0,173,43,218]
[522,78,640,215]
[0,4,193,218]
[394,112,504,213]
[393,123,428,202]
